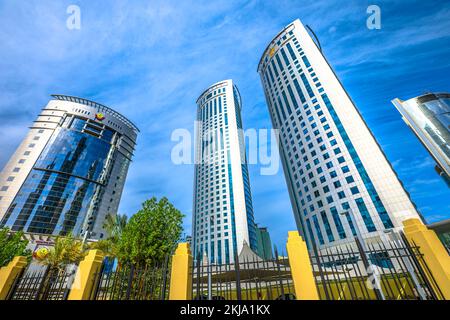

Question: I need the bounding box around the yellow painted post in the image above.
[403,218,450,300]
[286,231,319,300]
[68,249,104,300]
[0,256,28,300]
[169,242,192,300]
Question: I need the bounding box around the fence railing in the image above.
[90,256,171,300]
[190,251,295,300]
[309,232,440,300]
[7,266,71,300]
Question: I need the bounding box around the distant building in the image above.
[255,226,273,260]
[392,93,450,186]
[0,95,138,239]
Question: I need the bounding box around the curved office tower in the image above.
[193,80,258,263]
[392,93,450,185]
[257,19,423,249]
[0,95,138,239]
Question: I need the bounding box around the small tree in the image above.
[118,197,184,267]
[0,228,32,267]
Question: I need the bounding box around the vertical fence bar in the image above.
[234,252,242,300]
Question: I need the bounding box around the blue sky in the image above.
[0,0,449,249]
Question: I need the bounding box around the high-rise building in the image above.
[392,93,450,185]
[192,80,258,263]
[0,95,138,239]
[255,225,273,260]
[257,19,424,250]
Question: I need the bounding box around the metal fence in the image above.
[309,232,442,300]
[7,266,72,300]
[191,250,295,300]
[90,256,171,300]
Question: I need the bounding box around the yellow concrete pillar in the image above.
[403,218,450,300]
[68,249,104,300]
[169,242,192,300]
[0,256,28,300]
[286,231,319,300]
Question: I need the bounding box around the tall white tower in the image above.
[0,95,138,239]
[192,80,258,263]
[257,19,424,249]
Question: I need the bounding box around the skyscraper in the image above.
[192,80,258,263]
[0,95,138,239]
[255,225,273,260]
[257,19,423,249]
[392,93,450,185]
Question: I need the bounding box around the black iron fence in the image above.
[191,250,295,300]
[90,256,171,300]
[309,232,442,300]
[6,266,72,300]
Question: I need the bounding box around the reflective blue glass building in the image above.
[0,95,138,239]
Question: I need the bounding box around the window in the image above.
[13,167,20,172]
[18,159,26,164]
[351,186,360,195]
[1,186,8,191]
[7,176,14,182]
[355,198,376,232]
[346,176,355,183]
[321,211,335,243]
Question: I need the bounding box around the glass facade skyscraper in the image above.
[257,19,423,249]
[0,95,138,239]
[392,93,450,185]
[192,80,258,263]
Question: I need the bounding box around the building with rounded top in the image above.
[0,94,138,239]
[257,19,424,249]
[192,79,258,263]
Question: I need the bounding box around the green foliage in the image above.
[89,213,127,258]
[118,197,184,267]
[104,213,128,241]
[0,228,32,267]
[38,234,87,271]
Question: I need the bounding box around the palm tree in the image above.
[39,234,87,271]
[90,213,127,258]
[104,213,127,240]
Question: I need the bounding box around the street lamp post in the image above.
[339,208,386,300]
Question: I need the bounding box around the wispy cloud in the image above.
[0,0,449,247]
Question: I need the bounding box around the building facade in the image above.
[192,80,258,263]
[0,95,138,239]
[257,19,423,250]
[255,226,273,260]
[428,219,450,252]
[392,93,450,185]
